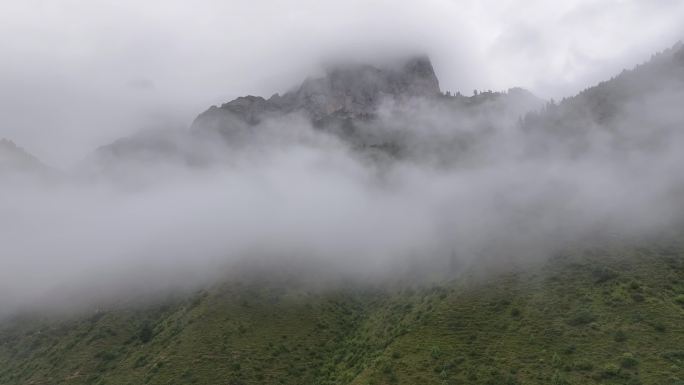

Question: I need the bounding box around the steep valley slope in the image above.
[1,240,683,385]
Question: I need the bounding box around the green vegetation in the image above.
[1,241,683,384]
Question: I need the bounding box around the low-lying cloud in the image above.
[2,62,684,318]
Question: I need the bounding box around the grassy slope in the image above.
[1,242,683,385]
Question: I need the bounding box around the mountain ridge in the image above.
[96,56,542,166]
[194,55,442,128]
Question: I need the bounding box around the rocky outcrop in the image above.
[192,56,441,133]
[94,55,541,166]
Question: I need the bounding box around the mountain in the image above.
[3,46,684,385]
[191,55,542,156]
[93,43,684,169]
[193,55,441,129]
[547,41,684,127]
[520,42,684,158]
[0,138,53,179]
[94,56,542,167]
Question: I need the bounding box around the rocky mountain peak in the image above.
[194,56,442,130]
[314,54,440,98]
[293,55,441,117]
[398,55,441,94]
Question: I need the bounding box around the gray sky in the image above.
[1,0,683,166]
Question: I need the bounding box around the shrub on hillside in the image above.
[551,371,569,385]
[430,345,441,359]
[592,267,619,283]
[620,353,638,368]
[674,294,684,305]
[138,321,153,343]
[573,360,594,371]
[597,363,620,379]
[614,329,628,342]
[567,310,596,326]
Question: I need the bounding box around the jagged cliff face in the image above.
[194,56,441,130]
[291,56,441,119]
[95,55,542,167]
[183,56,541,165]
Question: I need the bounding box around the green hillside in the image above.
[1,240,683,385]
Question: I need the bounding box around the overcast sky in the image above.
[1,0,683,166]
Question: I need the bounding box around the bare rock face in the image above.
[94,55,541,166]
[192,56,441,133]
[293,55,441,119]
